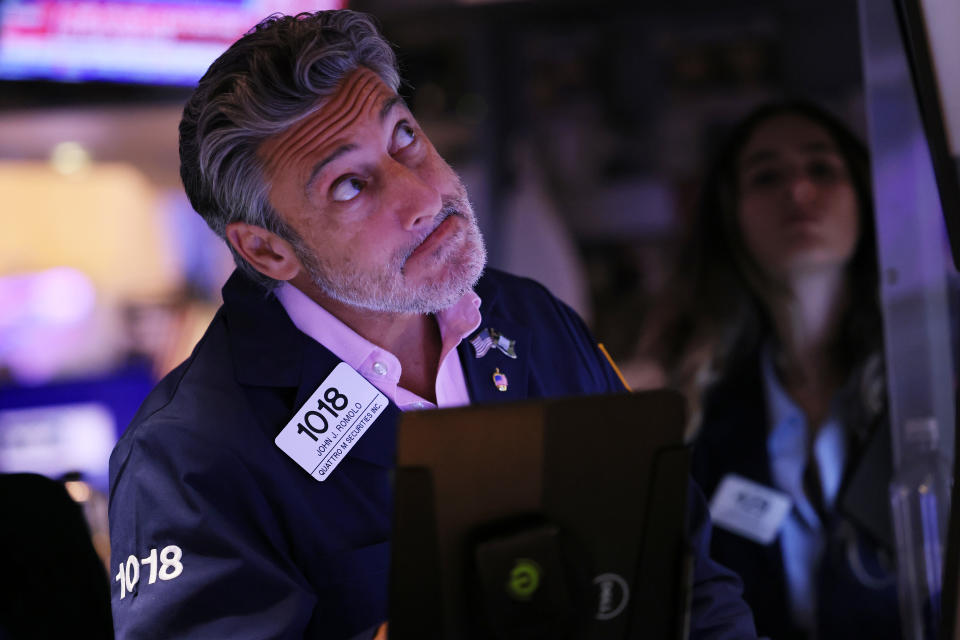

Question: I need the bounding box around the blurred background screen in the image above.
[0,0,343,86]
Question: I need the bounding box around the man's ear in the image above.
[225,222,302,282]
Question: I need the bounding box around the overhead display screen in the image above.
[0,0,345,86]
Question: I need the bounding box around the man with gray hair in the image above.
[109,9,757,639]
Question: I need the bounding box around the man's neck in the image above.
[291,279,443,403]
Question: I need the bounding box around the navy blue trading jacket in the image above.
[109,268,757,639]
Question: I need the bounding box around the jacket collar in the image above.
[222,271,302,388]
[221,271,396,468]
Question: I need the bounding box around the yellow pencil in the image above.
[598,343,632,392]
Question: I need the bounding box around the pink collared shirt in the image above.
[275,283,481,411]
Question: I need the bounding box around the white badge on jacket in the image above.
[708,473,793,545]
[275,362,388,481]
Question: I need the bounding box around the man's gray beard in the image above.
[291,200,487,315]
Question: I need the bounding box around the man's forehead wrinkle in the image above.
[261,70,384,182]
[280,80,386,189]
[289,72,383,162]
[273,74,369,167]
[277,86,365,173]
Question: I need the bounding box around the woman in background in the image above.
[640,102,900,640]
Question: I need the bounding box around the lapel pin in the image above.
[492,368,509,392]
[470,328,518,359]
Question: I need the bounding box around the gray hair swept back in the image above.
[178,10,400,289]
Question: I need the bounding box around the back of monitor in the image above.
[391,390,690,640]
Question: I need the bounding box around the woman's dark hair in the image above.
[642,101,882,413]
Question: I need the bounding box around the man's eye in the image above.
[331,177,365,202]
[394,122,416,151]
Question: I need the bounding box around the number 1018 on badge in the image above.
[275,363,388,481]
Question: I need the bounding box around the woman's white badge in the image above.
[708,473,793,545]
[275,363,388,481]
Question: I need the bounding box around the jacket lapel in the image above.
[222,271,398,469]
[459,319,531,405]
[460,269,540,404]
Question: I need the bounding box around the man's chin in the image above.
[306,229,485,315]
[404,277,479,314]
[401,256,486,314]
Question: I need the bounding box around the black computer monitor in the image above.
[390,390,691,640]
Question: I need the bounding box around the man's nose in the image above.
[386,159,442,230]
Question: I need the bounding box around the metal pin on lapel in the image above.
[470,328,518,359]
[492,368,508,392]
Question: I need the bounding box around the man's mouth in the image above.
[405,204,462,264]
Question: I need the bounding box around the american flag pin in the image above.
[469,328,517,359]
[492,368,509,392]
